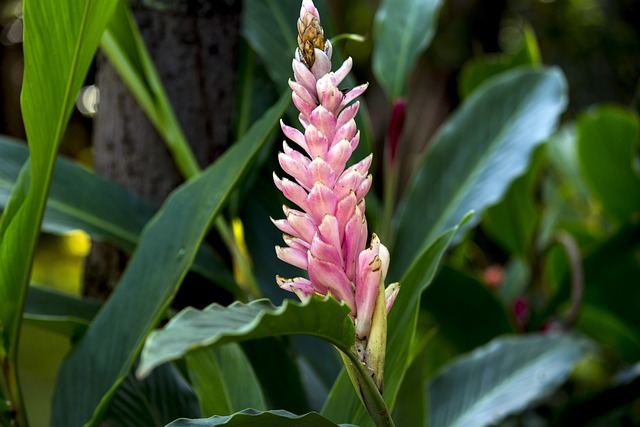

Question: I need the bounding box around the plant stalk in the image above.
[3,358,28,427]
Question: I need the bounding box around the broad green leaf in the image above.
[576,105,640,221]
[459,26,541,98]
[372,0,443,99]
[23,286,101,338]
[394,67,567,277]
[167,409,353,427]
[428,334,591,427]
[137,296,354,378]
[322,221,465,425]
[51,94,289,427]
[104,364,200,427]
[577,304,640,363]
[422,267,514,353]
[101,0,199,178]
[0,0,116,362]
[0,136,237,293]
[483,145,545,257]
[186,344,266,416]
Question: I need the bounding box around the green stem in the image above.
[339,349,396,427]
[3,358,27,427]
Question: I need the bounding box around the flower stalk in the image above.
[272,0,399,419]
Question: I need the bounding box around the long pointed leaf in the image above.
[137,296,354,378]
[0,0,116,361]
[372,0,443,99]
[428,334,591,427]
[393,67,567,277]
[51,94,289,427]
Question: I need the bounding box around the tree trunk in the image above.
[85,1,242,298]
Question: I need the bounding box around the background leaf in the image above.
[186,344,266,416]
[51,95,289,427]
[372,0,443,99]
[137,296,354,378]
[0,0,117,363]
[104,363,200,427]
[393,67,567,277]
[576,105,640,221]
[428,334,591,427]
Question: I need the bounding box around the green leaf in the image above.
[0,0,116,361]
[459,25,541,98]
[394,67,567,277]
[482,145,545,257]
[372,0,443,99]
[167,409,353,427]
[576,105,640,221]
[101,0,199,178]
[23,286,101,338]
[51,94,289,427]
[186,344,266,416]
[137,296,354,378]
[104,364,200,427]
[0,136,237,293]
[428,334,591,427]
[422,267,514,353]
[322,221,464,425]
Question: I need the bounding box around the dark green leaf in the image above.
[372,0,443,99]
[428,334,591,427]
[137,296,354,378]
[394,67,567,277]
[0,0,116,361]
[186,344,266,416]
[104,363,200,427]
[51,94,289,427]
[576,105,640,221]
[167,409,353,427]
[0,136,236,293]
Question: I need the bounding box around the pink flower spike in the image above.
[306,181,336,224]
[277,276,315,301]
[308,254,355,314]
[337,102,360,128]
[281,121,309,153]
[275,246,308,270]
[293,59,317,96]
[341,83,369,109]
[385,283,400,313]
[332,57,353,86]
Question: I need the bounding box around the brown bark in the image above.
[85,2,241,298]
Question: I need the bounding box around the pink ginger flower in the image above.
[272,0,399,373]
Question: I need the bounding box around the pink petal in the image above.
[343,206,367,281]
[279,152,313,190]
[340,83,368,108]
[317,74,343,114]
[311,48,331,79]
[317,215,341,259]
[309,233,342,267]
[299,113,310,129]
[293,92,315,121]
[335,192,357,241]
[274,174,309,212]
[332,57,353,87]
[281,122,309,153]
[325,139,352,176]
[304,124,329,159]
[277,276,315,302]
[308,157,336,187]
[349,131,360,152]
[271,216,297,237]
[355,235,383,339]
[293,59,317,97]
[286,209,317,243]
[337,101,360,129]
[283,234,310,252]
[355,174,373,201]
[332,119,357,146]
[275,246,308,270]
[308,254,355,313]
[385,282,400,313]
[289,79,317,106]
[306,181,336,224]
[309,105,337,142]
